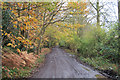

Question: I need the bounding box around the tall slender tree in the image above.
[118,0,120,78]
[90,0,100,27]
[96,0,100,27]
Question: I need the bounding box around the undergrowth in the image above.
[64,49,120,77]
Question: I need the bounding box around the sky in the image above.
[62,0,118,28]
[88,0,118,27]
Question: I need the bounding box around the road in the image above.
[31,47,104,78]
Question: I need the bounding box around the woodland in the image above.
[1,1,120,78]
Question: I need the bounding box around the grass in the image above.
[95,74,107,79]
[36,55,45,63]
[79,56,118,74]
[2,66,30,78]
[64,49,120,76]
[81,66,90,71]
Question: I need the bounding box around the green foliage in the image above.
[2,6,12,47]
[62,23,119,75]
[61,23,119,61]
[79,56,119,75]
[2,66,30,78]
[2,2,119,77]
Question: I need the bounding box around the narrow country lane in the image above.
[31,47,104,78]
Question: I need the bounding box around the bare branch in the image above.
[90,2,97,11]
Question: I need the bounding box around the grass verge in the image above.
[64,48,120,79]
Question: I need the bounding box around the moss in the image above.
[81,66,90,71]
[95,74,106,79]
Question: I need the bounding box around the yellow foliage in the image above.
[13,25,17,28]
[11,40,15,44]
[65,24,67,27]
[5,33,7,35]
[29,42,32,45]
[17,37,22,41]
[7,34,10,37]
[25,22,30,26]
[30,46,33,48]
[69,12,74,14]
[18,43,20,45]
[26,39,29,43]
[13,21,17,24]
[17,18,22,22]
[34,25,38,29]
[36,37,40,40]
[17,48,20,53]
[14,45,17,48]
[26,26,29,30]
[7,43,13,46]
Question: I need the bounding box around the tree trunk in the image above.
[118,1,120,41]
[26,3,30,53]
[90,0,100,27]
[37,36,42,54]
[118,0,120,78]
[96,0,100,27]
[18,9,20,36]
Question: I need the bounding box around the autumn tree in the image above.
[2,2,43,53]
[2,2,70,54]
[30,2,70,54]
